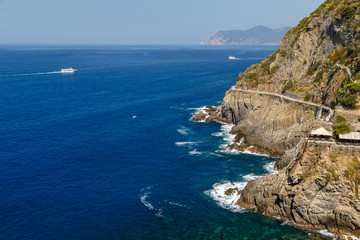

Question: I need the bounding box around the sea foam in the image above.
[175,141,199,147]
[177,126,190,136]
[139,186,164,218]
[189,149,202,155]
[205,181,247,213]
[206,162,277,213]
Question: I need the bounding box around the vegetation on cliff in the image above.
[236,0,360,108]
[238,145,360,237]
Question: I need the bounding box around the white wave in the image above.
[139,187,163,218]
[188,106,210,113]
[211,132,223,137]
[242,173,263,181]
[189,106,215,121]
[140,191,154,211]
[205,181,248,213]
[317,230,336,239]
[177,126,190,136]
[221,124,236,145]
[169,106,186,110]
[264,162,278,174]
[280,220,293,226]
[206,169,275,213]
[212,123,237,154]
[218,148,241,155]
[209,152,226,158]
[189,149,202,155]
[243,148,269,157]
[167,201,189,209]
[212,123,271,157]
[155,209,164,218]
[316,230,360,240]
[175,141,199,147]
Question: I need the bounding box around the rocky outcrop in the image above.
[193,90,314,156]
[193,0,360,237]
[238,147,360,237]
[275,138,307,170]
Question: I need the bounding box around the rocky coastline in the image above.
[193,0,360,238]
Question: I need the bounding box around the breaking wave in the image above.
[177,126,190,136]
[189,149,202,155]
[139,186,163,218]
[175,141,199,147]
[205,181,247,213]
[206,162,278,213]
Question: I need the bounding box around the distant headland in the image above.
[200,25,291,46]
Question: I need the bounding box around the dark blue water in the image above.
[0,45,325,240]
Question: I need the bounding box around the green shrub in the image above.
[334,115,352,134]
[282,80,294,93]
[340,94,358,108]
[329,48,349,63]
[314,71,324,83]
[334,123,351,135]
[342,6,357,20]
[279,50,287,58]
[307,62,321,75]
[344,83,360,93]
[270,66,280,75]
[326,166,340,181]
[261,61,271,73]
[303,60,307,65]
[268,53,277,62]
[326,173,331,184]
[304,94,311,101]
[337,115,347,124]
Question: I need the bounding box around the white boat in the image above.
[229,56,236,60]
[61,67,77,73]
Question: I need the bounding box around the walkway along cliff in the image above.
[192,0,360,238]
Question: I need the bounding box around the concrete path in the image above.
[230,86,331,111]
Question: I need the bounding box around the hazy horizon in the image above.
[0,0,325,45]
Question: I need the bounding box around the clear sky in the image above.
[0,0,325,44]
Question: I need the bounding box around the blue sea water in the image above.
[0,45,330,240]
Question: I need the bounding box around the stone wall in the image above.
[308,140,360,157]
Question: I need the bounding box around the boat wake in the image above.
[0,71,62,77]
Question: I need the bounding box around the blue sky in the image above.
[0,0,324,44]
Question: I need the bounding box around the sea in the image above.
[0,45,332,240]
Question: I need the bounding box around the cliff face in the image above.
[197,91,314,157]
[236,0,360,106]
[239,146,360,237]
[200,26,291,46]
[192,0,360,237]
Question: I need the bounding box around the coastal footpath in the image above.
[193,0,360,238]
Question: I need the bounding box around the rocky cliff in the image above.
[200,26,291,46]
[236,0,360,106]
[192,90,315,157]
[193,0,360,237]
[239,146,360,237]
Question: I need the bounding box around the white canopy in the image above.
[311,127,332,137]
[339,132,360,140]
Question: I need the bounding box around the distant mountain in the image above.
[200,26,292,45]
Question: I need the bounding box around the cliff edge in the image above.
[193,0,360,237]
